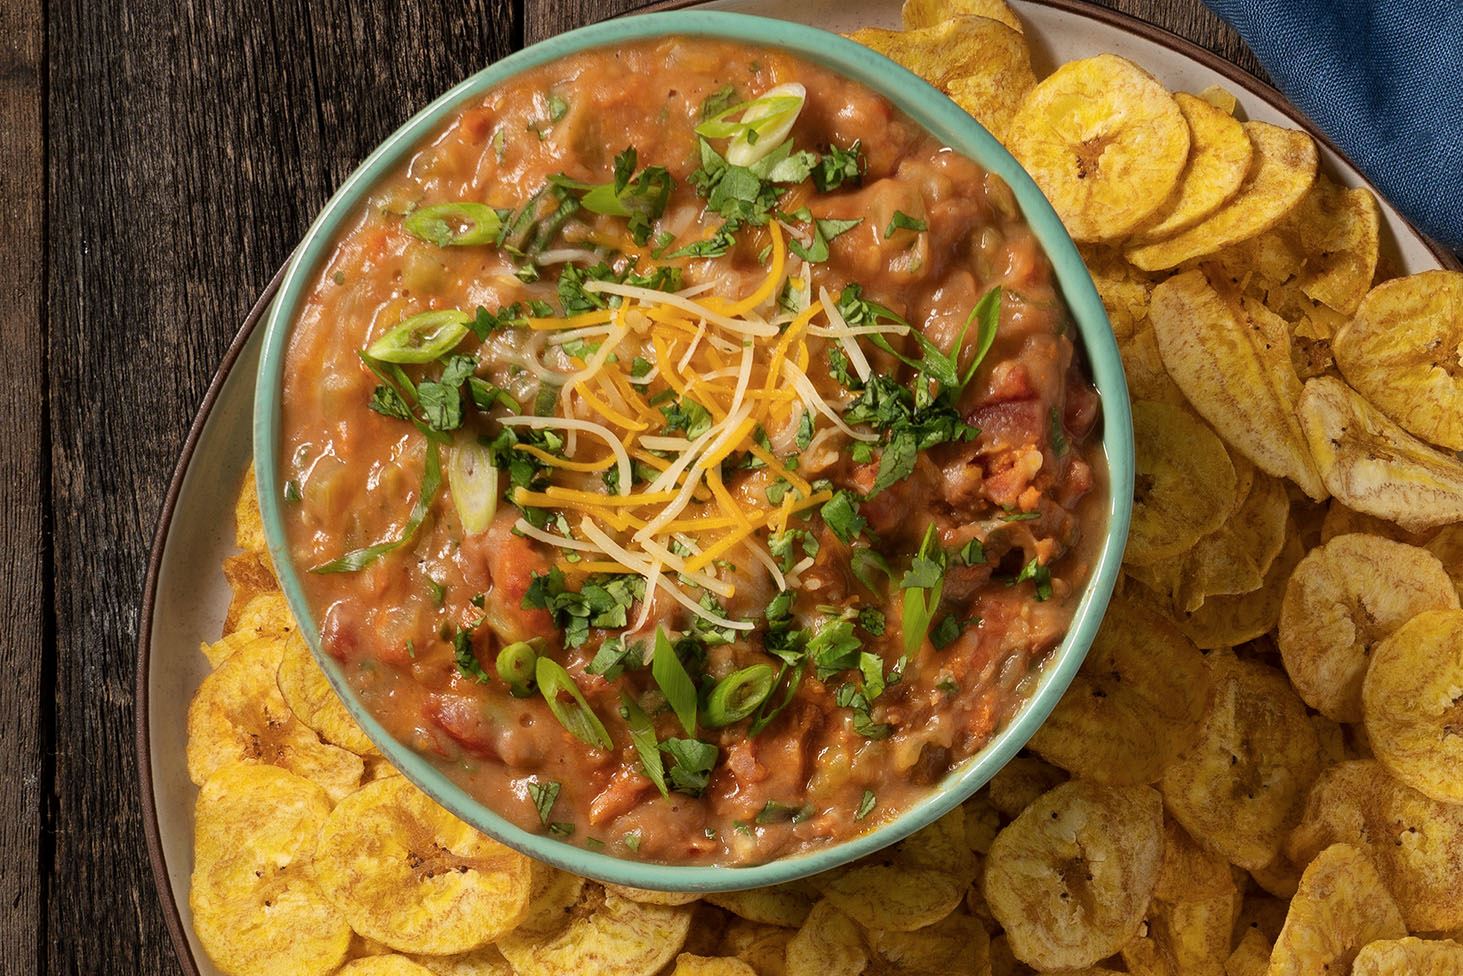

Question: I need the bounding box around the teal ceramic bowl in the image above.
[255,10,1133,892]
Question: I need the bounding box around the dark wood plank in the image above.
[0,0,45,971]
[43,1,518,972]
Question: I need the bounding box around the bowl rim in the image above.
[254,8,1133,891]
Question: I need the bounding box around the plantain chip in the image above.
[1290,176,1382,316]
[190,763,351,976]
[1269,844,1406,976]
[1248,854,1301,899]
[1167,530,1305,650]
[1196,85,1238,115]
[520,867,588,937]
[1154,819,1234,904]
[1160,651,1320,870]
[964,793,1002,855]
[498,886,692,976]
[718,919,792,976]
[1171,471,1290,613]
[1121,885,1237,976]
[1425,524,1463,599]
[821,807,973,932]
[848,16,1035,142]
[987,757,1068,818]
[1233,894,1289,949]
[1120,325,1190,407]
[1223,929,1271,976]
[1353,938,1463,976]
[901,0,1023,32]
[277,632,378,755]
[336,960,437,976]
[1287,759,1463,931]
[314,776,534,954]
[1332,269,1463,451]
[865,908,990,975]
[601,885,698,907]
[1361,608,1463,804]
[670,955,758,976]
[1319,502,1436,547]
[1149,269,1327,498]
[223,551,277,632]
[236,463,267,555]
[201,628,277,670]
[1028,596,1211,784]
[186,634,363,800]
[1278,533,1458,721]
[1082,244,1159,342]
[408,947,513,976]
[785,901,866,976]
[706,885,813,928]
[1125,122,1317,270]
[1127,400,1239,565]
[1131,92,1253,243]
[983,780,1164,971]
[1297,376,1463,532]
[1006,55,1189,242]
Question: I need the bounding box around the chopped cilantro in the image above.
[700,85,739,120]
[522,568,646,647]
[662,737,718,796]
[786,215,862,263]
[452,627,490,683]
[937,676,960,697]
[623,831,642,852]
[884,210,927,237]
[820,491,867,544]
[929,614,964,649]
[756,800,813,825]
[855,789,877,820]
[546,92,569,122]
[857,606,886,636]
[528,780,561,825]
[1050,406,1069,456]
[808,617,862,680]
[1013,558,1054,601]
[812,141,864,192]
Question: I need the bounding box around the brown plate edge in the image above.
[136,4,1462,974]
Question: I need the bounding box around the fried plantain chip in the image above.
[983,780,1164,971]
[706,885,813,928]
[1154,819,1234,904]
[235,464,267,555]
[670,955,758,976]
[190,763,351,976]
[337,960,437,976]
[314,776,534,954]
[602,885,700,907]
[1196,85,1238,115]
[1168,530,1305,649]
[1131,92,1253,243]
[785,901,866,976]
[1278,533,1458,721]
[1319,502,1436,547]
[1353,938,1463,976]
[1006,55,1189,242]
[1248,854,1302,899]
[1160,651,1320,870]
[1425,524,1463,600]
[1233,894,1289,949]
[848,16,1035,142]
[718,919,791,976]
[1269,844,1406,976]
[866,908,990,975]
[1223,929,1271,976]
[1028,597,1211,784]
[1121,884,1237,976]
[1297,376,1463,532]
[499,886,692,976]
[520,867,588,937]
[1287,759,1463,931]
[1291,176,1381,316]
[1081,244,1160,342]
[1362,608,1463,804]
[821,807,973,932]
[987,757,1068,818]
[223,551,278,632]
[901,0,1023,32]
[186,634,363,800]
[201,629,276,670]
[277,632,377,755]
[1149,269,1327,498]
[1127,400,1239,565]
[1332,270,1463,451]
[408,947,513,976]
[1172,471,1290,613]
[1120,325,1190,408]
[964,793,1002,855]
[1125,122,1317,270]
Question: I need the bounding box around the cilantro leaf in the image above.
[820,491,867,544]
[453,627,491,683]
[528,780,561,826]
[662,737,718,795]
[884,210,927,237]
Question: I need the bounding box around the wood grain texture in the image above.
[0,0,44,971]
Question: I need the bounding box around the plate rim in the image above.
[134,2,1461,972]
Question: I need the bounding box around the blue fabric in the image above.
[1204,0,1463,252]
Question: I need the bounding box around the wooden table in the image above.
[0,0,1339,971]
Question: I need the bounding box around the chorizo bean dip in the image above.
[280,37,1105,866]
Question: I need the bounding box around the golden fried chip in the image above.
[337,959,437,976]
[1233,895,1289,948]
[821,807,973,932]
[964,793,1001,855]
[499,886,692,976]
[670,955,757,976]
[1154,819,1233,903]
[1127,400,1239,565]
[1132,92,1253,242]
[1425,524,1463,600]
[1125,122,1317,270]
[1278,534,1458,721]
[223,551,277,632]
[1120,325,1189,407]
[186,634,363,800]
[408,947,513,976]
[901,0,1023,32]
[1174,471,1290,612]
[1121,885,1237,976]
[1287,759,1463,931]
[866,909,991,975]
[1149,269,1327,498]
[848,16,1035,142]
[602,885,699,908]
[200,629,274,670]
[1224,929,1271,976]
[987,757,1067,818]
[717,919,791,976]
[277,632,377,755]
[1160,651,1320,870]
[1333,270,1463,450]
[1353,938,1463,976]
[1169,530,1305,649]
[1362,609,1463,804]
[1292,177,1381,316]
[236,464,267,554]
[983,780,1164,970]
[1082,245,1159,341]
[520,868,588,937]
[1006,55,1189,241]
[1028,597,1210,784]
[1196,85,1239,115]
[706,885,813,928]
[785,901,866,976]
[314,776,534,955]
[1249,854,1302,899]
[1298,376,1463,532]
[1319,502,1435,547]
[190,764,351,976]
[1269,844,1406,976]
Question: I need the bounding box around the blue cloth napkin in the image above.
[1204,0,1463,252]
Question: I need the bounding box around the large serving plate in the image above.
[137,2,1460,972]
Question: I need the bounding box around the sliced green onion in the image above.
[496,641,538,697]
[695,83,806,167]
[536,657,612,750]
[620,692,668,797]
[901,524,947,655]
[749,662,805,736]
[403,202,502,247]
[652,628,698,737]
[447,438,499,535]
[366,310,471,364]
[704,665,776,728]
[311,442,442,573]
